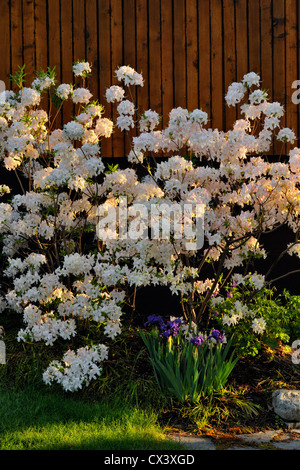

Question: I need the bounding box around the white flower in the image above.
[63,121,85,140]
[242,72,261,88]
[116,114,135,131]
[289,148,300,173]
[43,345,108,392]
[115,65,144,87]
[249,89,267,104]
[225,82,246,106]
[117,99,135,116]
[72,88,92,105]
[264,102,284,118]
[277,128,296,144]
[139,109,160,131]
[105,85,125,103]
[73,62,92,77]
[222,313,240,326]
[21,88,41,107]
[32,76,55,92]
[252,317,266,335]
[189,109,208,125]
[56,84,72,100]
[95,118,114,138]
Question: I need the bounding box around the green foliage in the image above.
[212,284,300,357]
[9,65,27,89]
[139,327,239,402]
[181,387,260,432]
[106,163,119,174]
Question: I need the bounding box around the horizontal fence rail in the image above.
[0,0,299,157]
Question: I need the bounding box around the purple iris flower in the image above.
[144,314,166,329]
[190,335,205,346]
[161,318,182,337]
[159,317,183,338]
[208,329,225,343]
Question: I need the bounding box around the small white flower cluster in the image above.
[116,65,144,87]
[251,317,267,335]
[116,99,135,131]
[17,304,76,346]
[277,128,296,144]
[31,75,55,92]
[21,88,41,107]
[221,299,266,335]
[72,88,93,105]
[139,110,160,132]
[72,61,92,77]
[105,85,125,103]
[232,273,265,290]
[43,344,108,391]
[56,83,72,100]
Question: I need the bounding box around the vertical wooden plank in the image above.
[99,0,113,157]
[285,0,298,153]
[161,0,173,128]
[60,0,74,124]
[260,0,274,154]
[198,0,211,125]
[35,0,48,114]
[248,0,261,75]
[23,0,35,85]
[48,0,61,128]
[173,0,187,108]
[73,0,86,126]
[260,0,273,99]
[273,0,286,155]
[149,0,162,115]
[235,0,248,81]
[35,0,48,72]
[235,0,248,121]
[48,0,61,77]
[73,0,86,64]
[186,0,198,111]
[110,0,124,157]
[210,0,223,130]
[136,0,149,116]
[223,0,237,130]
[10,0,23,89]
[85,0,99,101]
[123,0,136,156]
[0,0,11,87]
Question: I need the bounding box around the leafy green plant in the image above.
[211,281,300,356]
[139,316,239,402]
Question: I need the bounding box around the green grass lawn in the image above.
[0,387,183,450]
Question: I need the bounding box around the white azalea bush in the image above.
[0,61,300,390]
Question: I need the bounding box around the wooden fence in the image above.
[0,0,299,157]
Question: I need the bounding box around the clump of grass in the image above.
[178,386,260,434]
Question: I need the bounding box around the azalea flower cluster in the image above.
[1,60,300,390]
[43,344,108,392]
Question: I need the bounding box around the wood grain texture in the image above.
[1,0,298,156]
